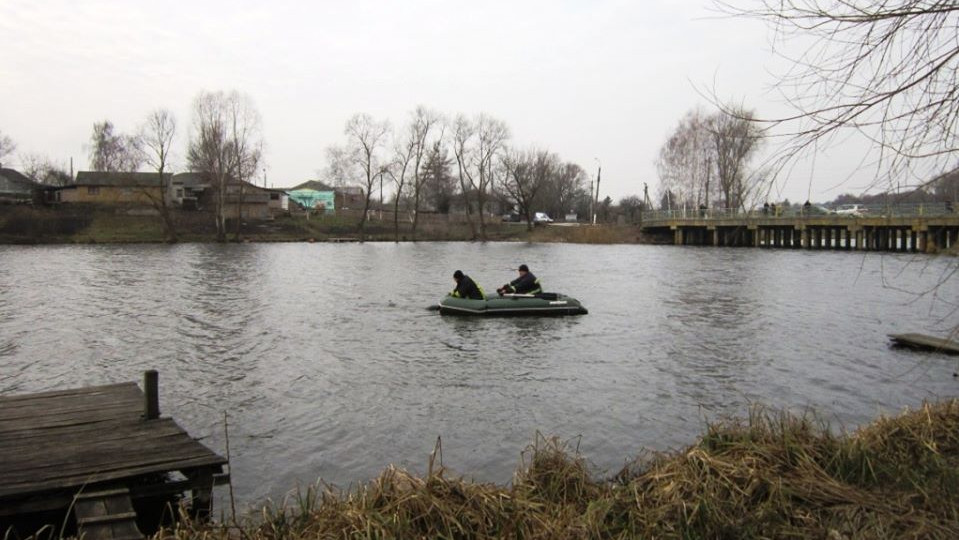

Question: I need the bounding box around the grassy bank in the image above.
[0,206,645,244]
[158,400,959,539]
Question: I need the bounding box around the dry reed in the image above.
[150,400,959,540]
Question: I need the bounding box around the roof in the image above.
[172,172,209,188]
[173,172,271,192]
[75,171,172,187]
[289,180,334,191]
[0,168,40,195]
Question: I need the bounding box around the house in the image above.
[266,188,288,215]
[335,185,365,211]
[171,172,274,220]
[57,171,172,205]
[0,168,44,204]
[286,180,335,213]
[171,172,209,209]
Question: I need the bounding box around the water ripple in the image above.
[0,243,957,506]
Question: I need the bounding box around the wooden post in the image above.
[144,370,159,420]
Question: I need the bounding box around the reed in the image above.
[150,400,959,540]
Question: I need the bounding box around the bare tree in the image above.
[656,109,713,210]
[407,106,443,239]
[20,153,72,185]
[451,115,478,239]
[386,126,415,242]
[717,1,959,188]
[322,146,351,188]
[0,130,16,166]
[709,107,763,210]
[227,96,263,241]
[421,141,457,215]
[473,115,510,239]
[187,90,263,242]
[140,109,178,242]
[336,113,391,239]
[657,107,763,211]
[88,120,142,172]
[501,148,556,230]
[619,195,646,223]
[535,161,589,221]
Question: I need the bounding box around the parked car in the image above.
[833,204,867,216]
[501,213,521,222]
[533,212,553,223]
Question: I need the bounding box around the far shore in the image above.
[0,206,654,245]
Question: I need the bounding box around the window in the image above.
[87,186,100,195]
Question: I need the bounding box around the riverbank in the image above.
[160,400,959,539]
[0,206,647,244]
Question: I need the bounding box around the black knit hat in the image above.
[518,264,529,272]
[453,270,464,279]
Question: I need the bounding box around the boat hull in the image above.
[438,293,588,316]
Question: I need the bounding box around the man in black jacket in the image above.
[451,270,485,300]
[497,264,542,295]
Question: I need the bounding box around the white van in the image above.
[834,204,866,216]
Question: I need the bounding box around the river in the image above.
[1,242,956,510]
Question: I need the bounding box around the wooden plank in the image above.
[0,382,226,501]
[889,333,959,355]
[0,445,225,492]
[0,418,186,446]
[1,443,221,483]
[1,418,188,450]
[0,383,139,404]
[0,454,226,498]
[74,487,143,540]
[78,512,139,525]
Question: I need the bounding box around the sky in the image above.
[0,0,881,204]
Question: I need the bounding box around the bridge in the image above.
[640,203,959,252]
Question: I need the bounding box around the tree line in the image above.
[322,108,606,241]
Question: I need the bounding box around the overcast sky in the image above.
[0,0,876,204]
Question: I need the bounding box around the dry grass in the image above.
[150,400,959,540]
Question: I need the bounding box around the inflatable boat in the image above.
[438,292,588,316]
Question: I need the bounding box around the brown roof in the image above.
[75,171,171,187]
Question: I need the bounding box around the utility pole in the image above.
[593,159,602,224]
[588,180,594,224]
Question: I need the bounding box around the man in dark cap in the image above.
[497,264,542,295]
[450,270,485,300]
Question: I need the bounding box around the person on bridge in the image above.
[450,270,485,300]
[497,264,542,296]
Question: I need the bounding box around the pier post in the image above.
[144,370,159,420]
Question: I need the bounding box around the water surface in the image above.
[1,242,956,509]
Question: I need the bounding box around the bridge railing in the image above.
[642,202,956,223]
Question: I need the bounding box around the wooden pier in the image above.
[0,372,228,539]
